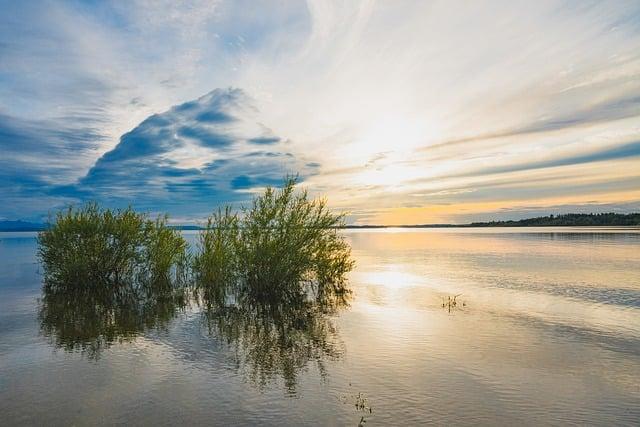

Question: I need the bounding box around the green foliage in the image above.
[139,215,190,289]
[193,176,355,305]
[192,206,240,299]
[38,203,188,292]
[38,203,189,359]
[193,178,353,388]
[38,177,353,330]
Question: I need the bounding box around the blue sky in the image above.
[1,0,639,224]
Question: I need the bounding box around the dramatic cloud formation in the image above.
[75,88,309,217]
[1,1,639,223]
[3,88,311,221]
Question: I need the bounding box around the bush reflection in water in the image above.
[39,278,349,391]
[39,279,188,360]
[201,291,348,392]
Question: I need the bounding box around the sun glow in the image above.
[336,115,442,188]
[353,163,425,187]
[343,115,432,161]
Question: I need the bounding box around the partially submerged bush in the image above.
[39,177,353,307]
[139,215,190,289]
[193,206,240,300]
[194,177,354,304]
[38,203,188,291]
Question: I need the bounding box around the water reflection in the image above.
[39,282,187,359]
[39,276,349,392]
[345,228,640,349]
[202,295,347,392]
[2,230,639,425]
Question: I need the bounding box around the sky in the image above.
[1,0,639,224]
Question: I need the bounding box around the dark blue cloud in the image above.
[178,126,235,147]
[0,87,322,220]
[230,175,252,189]
[230,174,283,190]
[248,136,280,145]
[0,113,105,163]
[0,112,107,219]
[196,111,235,123]
[243,151,293,158]
[70,88,318,218]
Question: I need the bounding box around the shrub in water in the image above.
[38,203,188,292]
[139,215,190,289]
[192,206,240,300]
[194,177,354,304]
[39,177,353,307]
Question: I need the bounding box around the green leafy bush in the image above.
[38,203,188,292]
[139,215,190,289]
[37,179,354,366]
[192,206,240,300]
[194,177,354,304]
[39,177,354,307]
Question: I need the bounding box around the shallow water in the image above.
[1,228,639,425]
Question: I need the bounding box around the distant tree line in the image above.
[468,213,640,227]
[3,212,640,232]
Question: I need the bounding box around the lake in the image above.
[1,228,639,425]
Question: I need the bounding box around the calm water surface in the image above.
[1,228,639,425]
